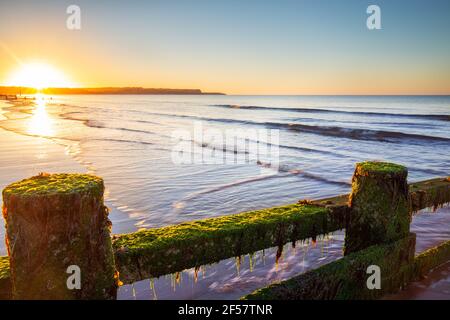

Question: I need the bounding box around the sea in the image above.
[0,94,449,299]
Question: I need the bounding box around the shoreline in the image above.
[0,100,138,255]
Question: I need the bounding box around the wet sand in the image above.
[0,100,135,255]
[386,262,450,300]
[386,207,450,300]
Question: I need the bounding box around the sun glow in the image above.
[27,94,54,137]
[7,62,73,89]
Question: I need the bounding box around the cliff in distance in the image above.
[0,86,225,95]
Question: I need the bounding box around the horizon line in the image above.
[1,86,450,96]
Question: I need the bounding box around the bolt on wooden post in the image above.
[344,161,411,255]
[2,173,118,299]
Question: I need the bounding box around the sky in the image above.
[0,0,450,95]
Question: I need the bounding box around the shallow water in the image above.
[1,95,449,231]
[386,261,450,300]
[117,206,450,300]
[0,95,449,298]
[118,232,345,300]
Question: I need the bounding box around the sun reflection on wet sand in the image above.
[27,94,54,137]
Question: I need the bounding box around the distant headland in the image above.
[0,86,225,95]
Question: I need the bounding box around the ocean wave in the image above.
[89,138,155,146]
[82,120,256,156]
[74,119,163,138]
[406,166,449,177]
[265,122,450,143]
[117,112,449,143]
[175,165,349,210]
[212,104,450,122]
[59,103,449,150]
[88,108,448,144]
[175,164,349,206]
[256,161,351,187]
[178,174,283,202]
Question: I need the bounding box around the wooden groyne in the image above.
[0,162,449,299]
[0,95,18,101]
[1,174,118,299]
[0,256,10,300]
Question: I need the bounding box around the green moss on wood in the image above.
[113,203,345,283]
[409,177,450,212]
[0,256,9,281]
[4,238,449,300]
[308,177,450,216]
[0,256,11,300]
[356,161,407,177]
[412,239,450,276]
[1,173,448,299]
[2,173,116,299]
[110,173,449,284]
[2,173,104,198]
[345,161,410,254]
[243,233,416,300]
[243,238,450,300]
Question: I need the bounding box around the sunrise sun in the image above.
[6,62,73,89]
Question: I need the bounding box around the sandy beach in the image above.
[0,100,137,256]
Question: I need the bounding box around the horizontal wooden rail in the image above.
[244,236,450,300]
[311,177,450,214]
[409,177,450,212]
[412,239,450,276]
[244,233,417,300]
[0,256,10,300]
[0,203,346,294]
[113,203,346,283]
[0,176,449,295]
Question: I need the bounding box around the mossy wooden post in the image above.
[344,161,411,255]
[2,173,117,299]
